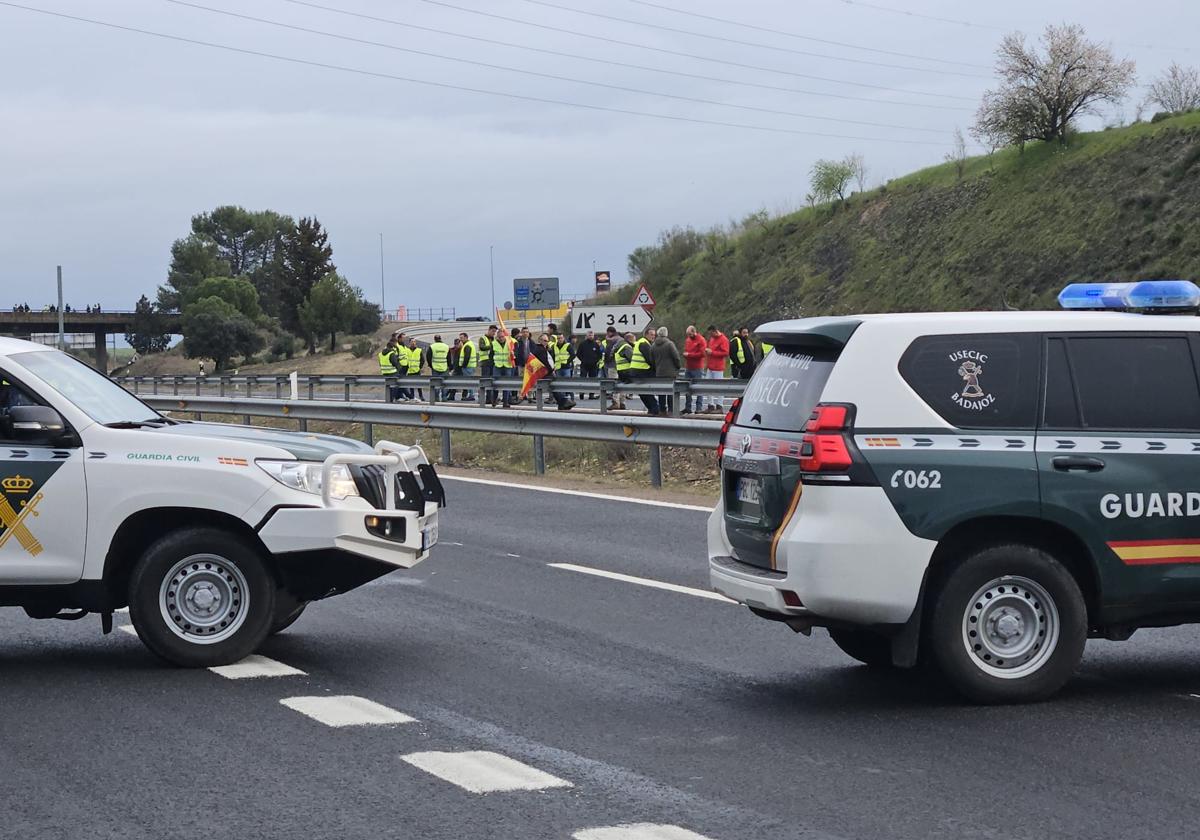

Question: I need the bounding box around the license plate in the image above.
[735,476,762,505]
[421,524,439,551]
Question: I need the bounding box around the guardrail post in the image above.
[275,377,283,400]
[440,428,452,464]
[343,378,352,401]
[152,377,159,396]
[535,381,545,411]
[599,379,610,414]
[672,379,688,419]
[299,418,308,432]
[246,376,256,399]
[243,414,251,426]
[649,444,663,487]
[219,376,228,397]
[533,434,546,475]
[430,377,442,404]
[364,422,374,446]
[173,376,181,396]
[196,377,203,396]
[307,377,316,401]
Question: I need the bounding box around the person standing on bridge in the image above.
[457,331,477,402]
[428,335,451,401]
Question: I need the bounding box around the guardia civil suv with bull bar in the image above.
[0,337,444,667]
[709,280,1200,703]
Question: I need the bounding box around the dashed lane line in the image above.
[441,474,714,513]
[401,750,573,794]
[280,696,416,727]
[548,563,736,604]
[575,825,716,840]
[209,655,305,679]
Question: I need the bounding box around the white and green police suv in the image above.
[710,280,1200,703]
[0,337,444,667]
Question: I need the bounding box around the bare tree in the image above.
[945,128,969,179]
[847,152,868,193]
[1147,62,1200,114]
[972,24,1136,148]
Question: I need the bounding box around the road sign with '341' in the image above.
[572,306,653,333]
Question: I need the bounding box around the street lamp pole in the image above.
[489,244,496,317]
[379,233,386,317]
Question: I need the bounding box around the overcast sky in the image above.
[1,0,1195,316]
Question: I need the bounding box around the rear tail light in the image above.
[716,398,742,460]
[799,403,854,472]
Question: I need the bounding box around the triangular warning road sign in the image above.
[631,284,656,309]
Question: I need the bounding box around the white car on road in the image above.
[0,337,443,666]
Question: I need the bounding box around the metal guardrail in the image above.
[116,373,747,419]
[139,394,724,487]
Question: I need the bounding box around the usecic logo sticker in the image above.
[949,349,996,411]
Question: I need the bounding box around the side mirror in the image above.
[8,405,67,443]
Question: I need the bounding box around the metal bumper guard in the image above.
[259,441,445,568]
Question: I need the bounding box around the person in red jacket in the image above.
[682,325,708,415]
[705,325,730,413]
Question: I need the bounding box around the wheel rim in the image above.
[961,575,1059,679]
[159,554,249,645]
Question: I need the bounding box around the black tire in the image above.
[127,527,276,668]
[927,543,1087,704]
[270,592,308,635]
[828,627,894,667]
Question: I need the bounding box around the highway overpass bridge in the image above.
[0,310,181,371]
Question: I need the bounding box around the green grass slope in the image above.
[622,112,1200,332]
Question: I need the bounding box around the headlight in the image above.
[257,460,360,500]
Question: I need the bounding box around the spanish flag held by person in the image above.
[520,355,548,399]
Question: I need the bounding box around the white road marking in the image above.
[115,607,129,614]
[209,655,306,679]
[280,696,416,727]
[441,474,713,512]
[549,563,736,604]
[401,750,572,793]
[117,624,138,636]
[506,553,520,558]
[575,825,716,840]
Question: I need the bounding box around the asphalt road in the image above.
[4,478,1200,839]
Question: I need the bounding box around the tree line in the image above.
[127,206,379,371]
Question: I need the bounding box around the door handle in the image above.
[1052,455,1106,473]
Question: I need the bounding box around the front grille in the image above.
[354,465,388,509]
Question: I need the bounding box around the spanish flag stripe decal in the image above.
[1108,539,1200,565]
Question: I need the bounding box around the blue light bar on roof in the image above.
[1058,280,1200,311]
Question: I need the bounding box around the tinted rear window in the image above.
[1049,335,1200,431]
[736,346,838,432]
[899,333,1039,429]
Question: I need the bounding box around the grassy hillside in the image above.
[620,112,1200,332]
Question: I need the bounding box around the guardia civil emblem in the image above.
[0,475,43,557]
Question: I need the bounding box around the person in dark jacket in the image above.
[731,325,757,380]
[575,330,604,400]
[651,326,682,414]
[531,334,575,410]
